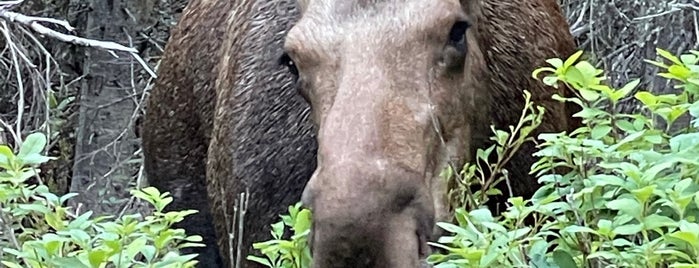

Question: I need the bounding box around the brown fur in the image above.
[143,0,314,267]
[142,0,230,266]
[142,0,577,267]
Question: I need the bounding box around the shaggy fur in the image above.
[143,0,313,267]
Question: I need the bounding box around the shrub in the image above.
[427,48,699,267]
[0,132,204,268]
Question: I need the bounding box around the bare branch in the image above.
[0,8,157,78]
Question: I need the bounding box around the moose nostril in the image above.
[301,189,313,207]
[300,183,316,209]
[417,230,430,258]
[392,173,420,212]
[394,189,416,211]
[307,223,315,251]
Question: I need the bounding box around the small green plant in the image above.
[0,132,204,268]
[426,91,554,267]
[247,202,312,268]
[428,48,699,267]
[444,89,546,213]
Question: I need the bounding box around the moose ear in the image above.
[460,0,480,22]
[297,0,310,13]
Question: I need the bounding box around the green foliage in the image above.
[247,203,312,268]
[428,48,699,267]
[0,133,204,268]
[444,90,546,213]
[426,92,555,267]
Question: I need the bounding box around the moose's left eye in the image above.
[439,20,471,70]
[447,20,470,52]
[279,52,299,77]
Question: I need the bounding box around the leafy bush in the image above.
[0,133,204,268]
[427,48,699,267]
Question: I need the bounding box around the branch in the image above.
[0,8,157,78]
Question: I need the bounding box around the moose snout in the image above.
[302,160,435,268]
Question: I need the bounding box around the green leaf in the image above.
[20,153,53,166]
[655,249,694,264]
[612,238,634,247]
[573,107,606,119]
[50,258,90,268]
[669,231,699,248]
[607,130,646,152]
[17,133,47,160]
[46,211,66,231]
[576,60,603,78]
[552,250,577,268]
[579,88,600,102]
[588,174,627,188]
[436,222,471,237]
[469,208,495,223]
[680,54,698,65]
[292,209,312,234]
[564,66,586,88]
[632,185,656,204]
[657,48,684,66]
[689,78,699,86]
[247,256,273,267]
[607,198,642,219]
[596,219,613,238]
[591,125,612,139]
[123,237,148,262]
[614,223,643,235]
[563,51,584,69]
[644,214,678,230]
[635,91,658,108]
[615,119,636,133]
[0,145,15,169]
[271,221,285,238]
[670,133,699,152]
[1,261,24,268]
[611,79,640,103]
[141,245,157,262]
[546,58,564,69]
[644,133,664,144]
[88,249,110,268]
[562,225,597,235]
[668,65,692,80]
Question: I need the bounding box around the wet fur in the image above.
[143,1,313,267]
[473,1,578,210]
[142,0,576,267]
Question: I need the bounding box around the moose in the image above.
[142,0,578,267]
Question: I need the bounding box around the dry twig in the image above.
[0,2,156,78]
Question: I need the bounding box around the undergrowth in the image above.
[0,133,204,267]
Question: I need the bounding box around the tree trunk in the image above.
[560,0,698,113]
[68,0,156,215]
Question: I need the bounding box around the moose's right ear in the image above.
[297,0,311,13]
[460,0,480,22]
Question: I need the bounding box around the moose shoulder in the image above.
[141,0,577,267]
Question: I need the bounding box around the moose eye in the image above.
[279,52,299,77]
[447,20,470,52]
